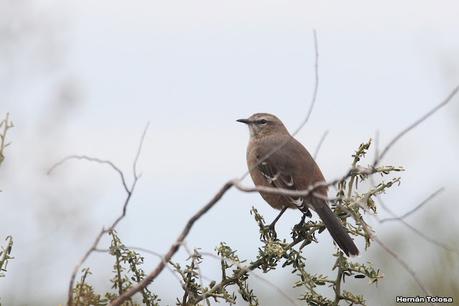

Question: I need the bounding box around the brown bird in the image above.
[237,113,359,256]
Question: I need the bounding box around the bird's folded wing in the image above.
[257,160,311,215]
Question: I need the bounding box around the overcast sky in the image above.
[1,1,459,305]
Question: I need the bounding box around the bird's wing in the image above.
[257,158,311,215]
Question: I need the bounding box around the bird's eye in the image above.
[259,119,268,124]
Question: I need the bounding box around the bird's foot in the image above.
[260,206,287,241]
[294,213,307,228]
[261,223,278,240]
[292,212,312,237]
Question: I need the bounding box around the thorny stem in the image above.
[74,268,89,306]
[0,113,14,167]
[347,141,369,199]
[347,171,356,200]
[114,248,124,296]
[0,236,13,274]
[220,258,226,282]
[128,258,152,306]
[182,255,195,305]
[333,159,359,306]
[333,254,344,306]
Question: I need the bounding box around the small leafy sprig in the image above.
[0,236,13,279]
[0,113,14,167]
[72,231,160,306]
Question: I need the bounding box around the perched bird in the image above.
[237,113,359,256]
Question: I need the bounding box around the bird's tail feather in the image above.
[314,203,359,256]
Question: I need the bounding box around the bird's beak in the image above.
[236,118,250,124]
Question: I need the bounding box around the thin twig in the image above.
[74,268,90,306]
[332,254,344,306]
[380,188,444,223]
[232,171,355,198]
[182,242,211,306]
[367,178,458,302]
[0,236,13,275]
[48,155,130,194]
[399,220,459,253]
[374,130,380,163]
[375,85,459,166]
[114,242,124,296]
[292,29,320,136]
[373,237,435,306]
[313,130,329,159]
[0,112,14,168]
[133,122,150,180]
[374,188,459,254]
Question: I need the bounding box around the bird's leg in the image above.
[295,209,312,228]
[269,206,288,230]
[263,206,288,239]
[299,213,307,225]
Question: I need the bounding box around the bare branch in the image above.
[380,188,444,223]
[375,85,459,166]
[122,246,163,258]
[398,220,459,254]
[233,180,326,198]
[48,155,130,194]
[133,122,150,180]
[373,184,459,254]
[373,130,380,163]
[0,112,14,168]
[373,237,434,306]
[292,29,319,137]
[313,130,329,159]
[233,166,367,198]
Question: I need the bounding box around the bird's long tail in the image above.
[314,203,359,256]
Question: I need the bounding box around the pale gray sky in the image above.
[1,1,459,305]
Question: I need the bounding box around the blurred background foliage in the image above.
[1,1,459,305]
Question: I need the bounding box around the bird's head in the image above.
[237,113,289,138]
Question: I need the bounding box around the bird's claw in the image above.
[294,214,307,228]
[261,224,278,240]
